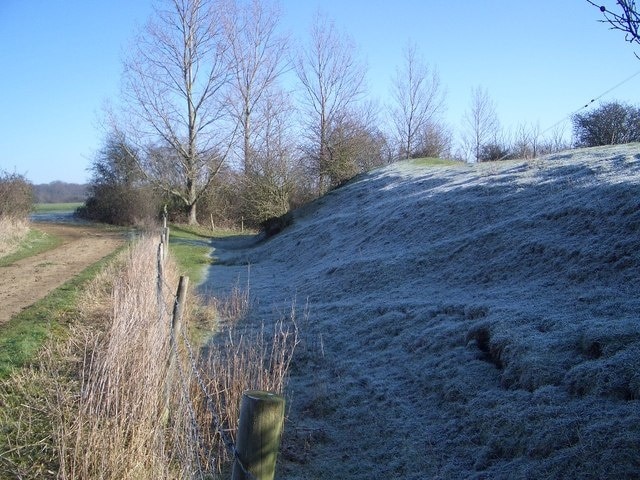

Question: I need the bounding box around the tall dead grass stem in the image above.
[1,232,299,479]
[0,216,29,258]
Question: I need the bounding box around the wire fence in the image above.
[155,225,258,480]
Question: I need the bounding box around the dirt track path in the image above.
[0,223,125,324]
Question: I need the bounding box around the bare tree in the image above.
[588,1,640,48]
[462,86,500,162]
[389,41,446,159]
[252,87,296,175]
[294,12,367,193]
[325,102,388,186]
[539,123,571,154]
[223,0,289,174]
[412,120,453,159]
[510,122,542,159]
[240,86,305,225]
[120,0,233,224]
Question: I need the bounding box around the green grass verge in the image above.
[34,202,83,213]
[169,225,247,347]
[408,157,464,167]
[169,225,247,284]
[0,248,122,379]
[0,228,61,267]
[169,225,215,285]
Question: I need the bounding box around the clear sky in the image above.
[1,1,639,184]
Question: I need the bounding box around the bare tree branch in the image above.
[587,1,640,47]
[223,0,289,173]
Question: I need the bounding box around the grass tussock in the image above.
[0,216,30,258]
[196,296,299,470]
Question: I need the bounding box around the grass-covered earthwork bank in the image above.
[199,144,640,479]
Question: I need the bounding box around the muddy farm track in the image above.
[0,223,124,324]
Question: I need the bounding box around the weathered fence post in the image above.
[157,242,165,303]
[163,205,168,230]
[169,275,189,368]
[232,391,285,480]
[163,275,189,422]
[161,205,170,258]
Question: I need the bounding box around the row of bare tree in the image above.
[98,0,596,226]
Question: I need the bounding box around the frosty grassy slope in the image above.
[202,143,640,479]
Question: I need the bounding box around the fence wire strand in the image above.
[157,233,256,480]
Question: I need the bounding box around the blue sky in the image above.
[1,1,639,184]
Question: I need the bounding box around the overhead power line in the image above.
[578,67,640,110]
[541,67,640,137]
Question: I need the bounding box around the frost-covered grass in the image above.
[201,143,640,479]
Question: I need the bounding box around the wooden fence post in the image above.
[161,205,169,258]
[169,275,189,365]
[164,275,189,422]
[232,391,285,480]
[157,242,164,301]
[161,227,170,256]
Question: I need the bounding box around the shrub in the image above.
[572,101,640,147]
[241,172,296,228]
[478,142,512,162]
[78,136,161,226]
[194,168,243,228]
[261,211,294,238]
[0,171,33,219]
[78,184,160,226]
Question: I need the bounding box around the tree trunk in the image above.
[187,202,198,225]
[244,107,252,174]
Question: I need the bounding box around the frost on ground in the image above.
[200,144,640,479]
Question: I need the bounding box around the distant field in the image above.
[34,202,83,213]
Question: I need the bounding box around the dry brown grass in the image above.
[61,236,297,478]
[56,235,196,479]
[0,216,29,257]
[0,232,298,479]
[195,299,300,471]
